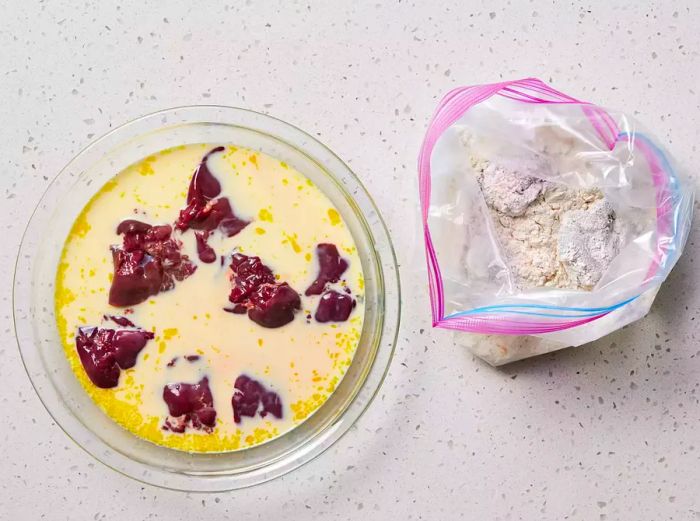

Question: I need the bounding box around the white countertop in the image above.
[2,1,699,519]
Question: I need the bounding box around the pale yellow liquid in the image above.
[55,144,364,452]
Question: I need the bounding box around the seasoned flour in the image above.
[471,156,620,290]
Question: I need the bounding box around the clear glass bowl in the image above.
[13,106,400,491]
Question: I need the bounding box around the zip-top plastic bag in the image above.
[418,78,693,365]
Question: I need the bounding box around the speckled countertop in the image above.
[2,1,699,519]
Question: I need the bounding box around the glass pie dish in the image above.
[13,106,400,491]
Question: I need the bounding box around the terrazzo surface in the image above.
[1,1,699,519]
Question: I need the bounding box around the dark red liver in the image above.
[162,377,217,433]
[75,319,154,388]
[227,253,301,328]
[175,147,249,238]
[305,243,349,296]
[108,220,196,307]
[231,374,282,424]
[314,290,355,323]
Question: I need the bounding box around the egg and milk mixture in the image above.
[55,144,364,452]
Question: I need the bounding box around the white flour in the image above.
[559,199,621,288]
[471,156,620,291]
[478,160,548,217]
